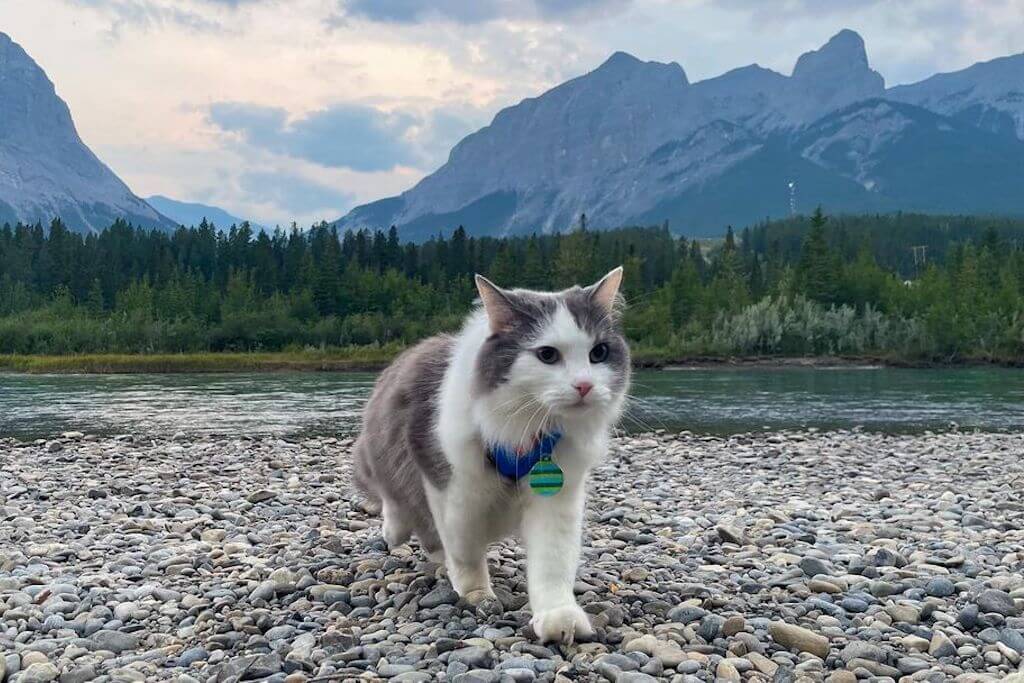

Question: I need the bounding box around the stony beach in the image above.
[1,430,1023,683]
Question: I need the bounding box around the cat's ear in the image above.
[588,266,623,312]
[475,274,516,332]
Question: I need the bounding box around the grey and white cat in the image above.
[352,267,630,643]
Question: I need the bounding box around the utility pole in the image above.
[911,245,928,277]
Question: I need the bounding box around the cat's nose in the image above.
[574,382,593,398]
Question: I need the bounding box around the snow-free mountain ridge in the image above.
[337,29,1024,239]
[145,195,261,232]
[0,32,174,233]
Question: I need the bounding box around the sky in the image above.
[2,0,1022,227]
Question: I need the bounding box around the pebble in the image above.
[769,622,830,658]
[20,663,59,683]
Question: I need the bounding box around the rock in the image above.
[60,665,98,683]
[896,657,930,675]
[902,635,930,653]
[978,589,1020,616]
[826,673,857,683]
[250,580,277,602]
[769,622,830,658]
[449,647,492,669]
[178,647,209,666]
[20,663,59,683]
[247,489,277,503]
[715,660,741,682]
[840,642,886,663]
[1001,628,1024,653]
[926,577,956,597]
[807,579,841,594]
[716,524,745,545]
[886,604,921,624]
[958,604,980,630]
[419,586,459,608]
[798,557,833,577]
[21,653,48,667]
[623,634,686,667]
[453,669,499,683]
[615,674,658,683]
[666,605,706,624]
[722,615,746,637]
[89,629,140,653]
[745,652,777,676]
[929,631,956,658]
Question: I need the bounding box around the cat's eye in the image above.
[535,346,561,364]
[589,343,610,363]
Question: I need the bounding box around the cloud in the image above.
[208,102,420,172]
[238,171,354,220]
[62,0,230,34]
[342,0,630,25]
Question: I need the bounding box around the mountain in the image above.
[145,195,261,231]
[337,30,1024,239]
[0,32,174,233]
[888,53,1024,140]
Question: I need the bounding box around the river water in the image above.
[2,367,1023,440]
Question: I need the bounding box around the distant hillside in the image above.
[145,195,261,231]
[337,29,1024,240]
[744,212,1024,277]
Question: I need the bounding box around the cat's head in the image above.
[472,268,630,433]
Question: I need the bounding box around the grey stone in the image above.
[89,629,140,653]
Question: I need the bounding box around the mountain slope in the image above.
[796,99,1024,214]
[0,33,174,233]
[146,195,260,231]
[336,29,1024,239]
[888,53,1024,140]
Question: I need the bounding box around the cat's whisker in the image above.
[620,408,663,435]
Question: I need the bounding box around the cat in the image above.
[352,267,630,644]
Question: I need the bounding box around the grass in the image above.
[0,347,402,374]
[2,347,1019,374]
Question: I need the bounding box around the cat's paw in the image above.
[462,587,497,606]
[530,604,594,644]
[464,588,502,615]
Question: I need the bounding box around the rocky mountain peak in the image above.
[593,50,689,85]
[790,29,880,91]
[0,32,173,232]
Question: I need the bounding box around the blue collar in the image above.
[486,431,562,481]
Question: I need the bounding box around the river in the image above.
[2,367,1023,440]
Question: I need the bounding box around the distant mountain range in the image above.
[145,195,260,231]
[337,29,1024,239]
[4,28,1024,240]
[0,32,176,233]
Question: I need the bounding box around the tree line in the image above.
[2,210,1024,360]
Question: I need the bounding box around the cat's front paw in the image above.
[462,587,497,606]
[530,604,594,644]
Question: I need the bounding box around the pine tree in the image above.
[554,227,595,287]
[796,207,839,304]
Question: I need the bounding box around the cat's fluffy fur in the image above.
[352,268,630,643]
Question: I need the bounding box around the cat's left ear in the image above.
[588,266,624,312]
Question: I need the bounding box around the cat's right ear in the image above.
[475,274,516,333]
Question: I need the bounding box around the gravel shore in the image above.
[2,430,1023,683]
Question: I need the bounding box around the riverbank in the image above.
[2,350,1022,374]
[0,349,398,374]
[2,431,1022,682]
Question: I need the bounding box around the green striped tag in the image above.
[528,455,563,496]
